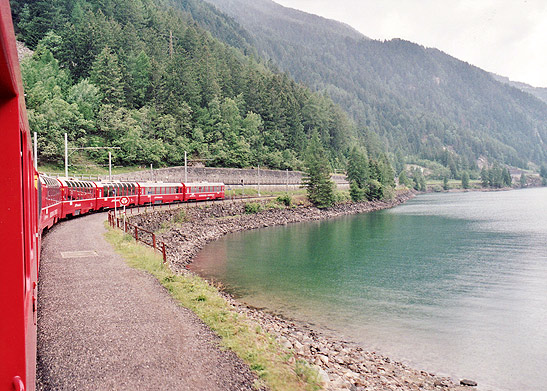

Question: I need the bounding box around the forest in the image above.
[11,0,372,173]
[204,0,547,175]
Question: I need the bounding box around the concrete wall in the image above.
[105,166,348,187]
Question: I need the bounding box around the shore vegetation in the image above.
[105,226,322,391]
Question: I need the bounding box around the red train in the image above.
[0,3,225,389]
[1,2,39,390]
[38,177,225,229]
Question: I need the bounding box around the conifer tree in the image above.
[461,171,470,189]
[90,46,125,106]
[303,132,335,208]
[520,172,527,187]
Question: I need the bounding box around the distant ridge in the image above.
[490,73,547,104]
[204,0,547,169]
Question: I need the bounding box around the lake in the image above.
[191,188,547,391]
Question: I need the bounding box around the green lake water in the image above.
[191,188,547,391]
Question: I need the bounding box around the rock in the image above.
[460,379,478,387]
[434,379,449,387]
[318,354,329,366]
[314,365,330,386]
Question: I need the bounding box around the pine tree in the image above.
[461,171,470,189]
[480,167,489,187]
[90,47,125,107]
[520,173,527,187]
[502,167,512,187]
[303,132,335,208]
[346,146,369,188]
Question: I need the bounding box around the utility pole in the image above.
[64,133,68,177]
[64,133,119,179]
[286,169,289,193]
[184,151,187,182]
[33,132,37,170]
[169,30,174,58]
[257,165,261,197]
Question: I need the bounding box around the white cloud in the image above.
[275,0,547,87]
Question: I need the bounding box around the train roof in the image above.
[56,178,97,187]
[137,182,184,187]
[184,182,225,186]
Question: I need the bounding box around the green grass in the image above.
[104,226,322,391]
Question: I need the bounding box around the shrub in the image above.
[244,202,263,214]
[173,210,187,224]
[349,181,365,202]
[275,194,292,206]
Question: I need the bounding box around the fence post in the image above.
[152,233,156,250]
[162,243,167,264]
[135,226,139,242]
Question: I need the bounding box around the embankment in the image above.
[126,190,474,390]
[129,191,414,273]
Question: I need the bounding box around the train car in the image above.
[0,1,39,389]
[39,175,62,231]
[94,181,140,210]
[137,182,185,205]
[58,179,98,218]
[183,182,225,202]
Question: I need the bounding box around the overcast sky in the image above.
[275,0,547,88]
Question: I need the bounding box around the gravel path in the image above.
[37,212,258,391]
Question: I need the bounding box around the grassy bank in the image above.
[104,226,321,391]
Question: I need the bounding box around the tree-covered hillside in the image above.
[10,0,360,171]
[204,0,547,171]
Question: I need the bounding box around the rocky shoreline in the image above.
[128,191,477,390]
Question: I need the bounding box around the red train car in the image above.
[39,175,62,231]
[95,181,140,210]
[57,178,98,218]
[0,1,39,390]
[183,182,225,201]
[138,182,185,205]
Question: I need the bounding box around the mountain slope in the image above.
[204,0,547,170]
[12,0,359,170]
[491,73,547,105]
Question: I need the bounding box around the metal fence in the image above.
[108,210,168,264]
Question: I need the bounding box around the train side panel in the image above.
[183,182,225,202]
[138,182,185,205]
[0,1,38,389]
[39,176,62,231]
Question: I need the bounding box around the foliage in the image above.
[205,0,547,171]
[244,202,263,214]
[480,164,512,188]
[519,173,527,187]
[302,133,335,208]
[105,226,322,391]
[275,194,292,207]
[461,171,470,189]
[398,170,411,187]
[15,0,360,171]
[410,167,426,192]
[349,181,365,202]
[442,176,449,191]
